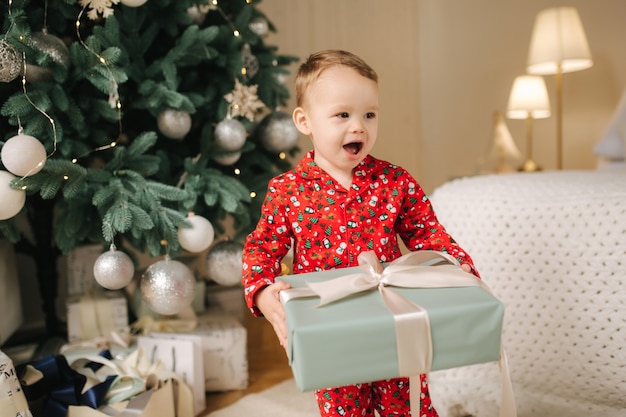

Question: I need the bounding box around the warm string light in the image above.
[66,5,123,165]
[212,0,242,37]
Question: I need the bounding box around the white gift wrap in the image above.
[66,291,129,342]
[151,311,248,392]
[0,350,32,417]
[64,244,103,296]
[199,312,248,391]
[137,336,206,415]
[0,240,23,345]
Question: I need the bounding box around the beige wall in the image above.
[259,0,626,193]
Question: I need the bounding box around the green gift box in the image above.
[278,251,505,392]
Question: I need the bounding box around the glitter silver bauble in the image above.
[257,111,300,153]
[157,108,192,140]
[248,16,269,37]
[205,240,243,286]
[214,119,247,151]
[29,32,71,68]
[0,39,21,83]
[141,256,196,315]
[93,245,135,290]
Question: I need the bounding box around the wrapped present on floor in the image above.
[279,251,506,391]
[63,244,104,296]
[17,347,194,417]
[66,290,129,343]
[137,335,206,415]
[0,349,32,417]
[144,311,249,392]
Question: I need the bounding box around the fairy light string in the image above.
[71,4,123,164]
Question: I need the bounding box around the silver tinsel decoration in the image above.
[141,256,196,315]
[157,108,192,139]
[0,40,22,83]
[29,31,71,68]
[205,240,243,286]
[214,118,247,151]
[93,244,135,290]
[257,111,300,153]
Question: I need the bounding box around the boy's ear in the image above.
[292,107,311,135]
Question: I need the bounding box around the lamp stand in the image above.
[555,63,563,169]
[519,111,541,172]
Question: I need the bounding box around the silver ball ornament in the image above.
[212,152,241,166]
[157,109,192,140]
[29,32,71,68]
[214,119,247,151]
[177,214,215,253]
[0,171,26,220]
[120,0,148,6]
[257,111,300,153]
[1,133,47,176]
[0,39,21,83]
[141,256,196,315]
[205,240,243,286]
[93,245,135,290]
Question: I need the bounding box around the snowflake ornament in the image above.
[79,0,120,20]
[224,79,265,122]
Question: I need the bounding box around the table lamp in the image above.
[526,7,592,169]
[507,75,551,172]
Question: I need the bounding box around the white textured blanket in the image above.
[429,170,626,417]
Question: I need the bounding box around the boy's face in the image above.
[293,66,379,179]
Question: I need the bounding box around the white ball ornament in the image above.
[93,244,135,290]
[1,134,47,176]
[120,0,148,7]
[141,256,196,315]
[248,17,269,37]
[157,108,192,140]
[0,171,26,220]
[205,240,244,286]
[257,111,300,153]
[214,119,247,151]
[177,214,215,253]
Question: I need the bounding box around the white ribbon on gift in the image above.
[281,250,517,417]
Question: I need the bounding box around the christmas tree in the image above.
[0,0,299,334]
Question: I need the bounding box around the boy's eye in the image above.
[366,112,376,119]
[337,112,349,118]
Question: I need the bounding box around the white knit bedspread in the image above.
[427,170,626,417]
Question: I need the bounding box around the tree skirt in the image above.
[207,379,318,417]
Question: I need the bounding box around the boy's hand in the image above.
[461,263,472,273]
[255,280,292,349]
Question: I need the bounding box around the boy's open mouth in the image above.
[343,142,363,155]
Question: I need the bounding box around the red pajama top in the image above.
[242,151,477,315]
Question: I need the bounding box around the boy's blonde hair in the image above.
[294,50,378,107]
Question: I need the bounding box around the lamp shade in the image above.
[507,75,551,119]
[527,7,593,75]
